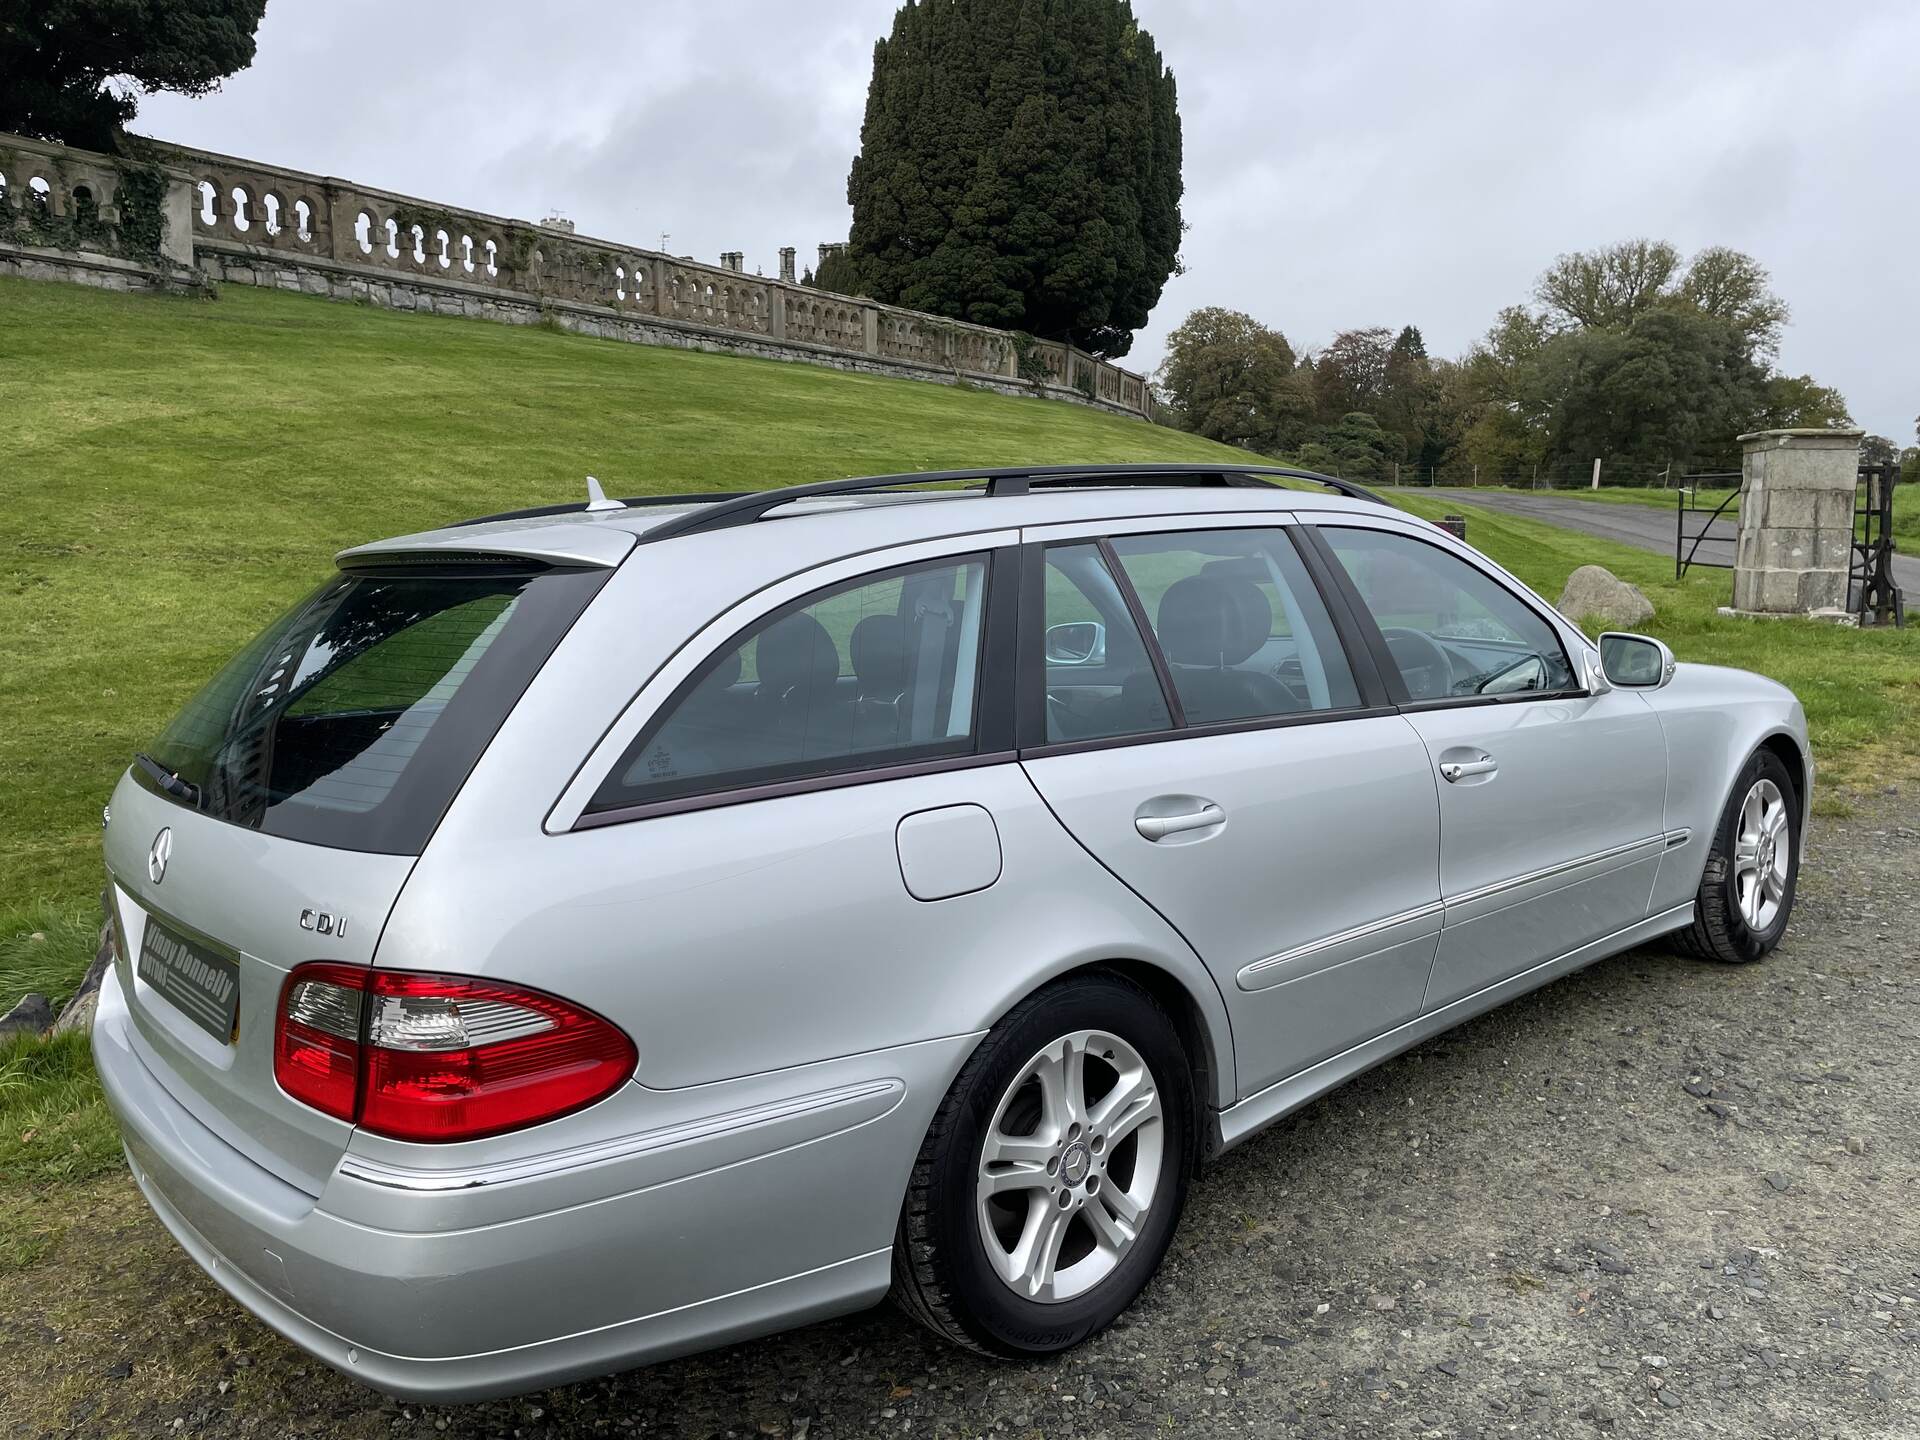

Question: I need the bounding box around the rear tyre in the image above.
[1676,749,1800,964]
[891,972,1194,1357]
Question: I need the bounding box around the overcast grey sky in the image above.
[141,0,1917,441]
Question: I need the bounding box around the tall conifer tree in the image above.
[845,0,1183,358]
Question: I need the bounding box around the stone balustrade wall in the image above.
[0,132,1151,418]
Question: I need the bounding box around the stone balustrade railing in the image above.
[0,131,1151,418]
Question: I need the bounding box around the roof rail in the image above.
[635,463,1386,545]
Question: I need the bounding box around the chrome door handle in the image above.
[1440,757,1498,783]
[1135,804,1226,840]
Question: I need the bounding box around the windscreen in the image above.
[136,563,605,852]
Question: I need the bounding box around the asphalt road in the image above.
[1398,488,1920,597]
[6,792,1917,1439]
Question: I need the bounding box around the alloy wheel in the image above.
[975,1029,1164,1303]
[1733,777,1791,932]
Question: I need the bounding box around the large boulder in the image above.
[51,923,116,1038]
[0,993,54,1041]
[1557,565,1654,628]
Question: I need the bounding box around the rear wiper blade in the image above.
[135,752,202,807]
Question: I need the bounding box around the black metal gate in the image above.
[1851,461,1905,627]
[1674,472,1741,579]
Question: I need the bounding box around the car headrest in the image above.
[849,614,907,694]
[699,646,742,692]
[1157,575,1271,668]
[756,612,840,694]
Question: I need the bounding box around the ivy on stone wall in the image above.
[114,162,169,257]
[1009,332,1052,389]
[0,148,170,261]
[913,317,966,371]
[497,228,540,278]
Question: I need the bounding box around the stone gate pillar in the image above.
[1732,428,1863,618]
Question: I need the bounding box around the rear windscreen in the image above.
[136,564,606,852]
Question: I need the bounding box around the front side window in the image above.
[1320,526,1577,702]
[590,556,988,809]
[1108,528,1360,725]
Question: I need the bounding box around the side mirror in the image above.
[1044,620,1106,666]
[1598,632,1675,689]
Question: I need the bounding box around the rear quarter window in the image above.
[139,564,606,852]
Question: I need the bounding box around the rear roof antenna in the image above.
[583,475,626,513]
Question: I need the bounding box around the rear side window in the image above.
[590,556,989,810]
[139,565,607,852]
[1040,543,1173,743]
[1108,528,1360,724]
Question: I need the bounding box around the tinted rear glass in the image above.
[137,564,605,852]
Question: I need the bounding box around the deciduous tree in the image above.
[1677,245,1790,357]
[1758,374,1852,430]
[1154,307,1297,451]
[1310,326,1393,422]
[1536,239,1680,331]
[1460,307,1556,478]
[1860,434,1900,467]
[1543,308,1768,473]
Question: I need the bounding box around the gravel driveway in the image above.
[6,790,1916,1440]
[1398,487,1920,595]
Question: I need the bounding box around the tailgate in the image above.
[102,772,415,1195]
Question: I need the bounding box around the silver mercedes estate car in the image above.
[95,465,1809,1401]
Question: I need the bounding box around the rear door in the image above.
[1016,516,1443,1097]
[1307,517,1669,1008]
[528,538,1031,1087]
[99,560,607,1192]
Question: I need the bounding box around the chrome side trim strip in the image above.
[1237,901,1445,991]
[1446,835,1666,910]
[1216,901,1696,1151]
[337,1078,906,1193]
[1234,834,1693,995]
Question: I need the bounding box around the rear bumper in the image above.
[94,966,968,1401]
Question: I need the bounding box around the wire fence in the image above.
[1384,463,1743,492]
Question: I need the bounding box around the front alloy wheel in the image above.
[1678,747,1801,964]
[893,973,1193,1356]
[1731,777,1791,933]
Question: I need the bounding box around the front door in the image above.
[1017,520,1443,1096]
[1310,520,1669,1009]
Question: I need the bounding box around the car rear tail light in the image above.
[273,965,635,1142]
[275,964,368,1122]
